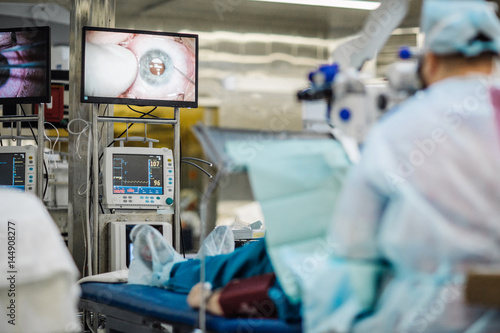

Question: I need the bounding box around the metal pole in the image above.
[68,0,115,278]
[0,116,39,123]
[98,115,178,125]
[16,105,21,146]
[92,104,99,275]
[174,107,181,251]
[37,104,45,199]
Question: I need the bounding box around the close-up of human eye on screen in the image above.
[0,29,48,99]
[83,30,196,104]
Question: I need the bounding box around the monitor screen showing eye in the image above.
[0,26,51,105]
[81,26,198,108]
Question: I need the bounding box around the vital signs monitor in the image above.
[0,145,37,194]
[102,146,174,210]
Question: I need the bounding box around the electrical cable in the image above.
[44,122,60,159]
[98,105,162,206]
[198,170,224,332]
[181,157,213,167]
[69,116,94,277]
[67,115,94,275]
[100,104,110,116]
[88,149,95,275]
[19,104,38,144]
[42,162,49,199]
[96,104,109,213]
[127,105,159,117]
[181,160,213,178]
[44,122,60,200]
[67,118,91,159]
[104,106,158,150]
[79,181,89,276]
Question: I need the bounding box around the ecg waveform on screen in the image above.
[122,180,149,184]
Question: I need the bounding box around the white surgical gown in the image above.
[304,76,500,333]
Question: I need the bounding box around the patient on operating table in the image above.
[129,224,300,320]
[128,1,500,331]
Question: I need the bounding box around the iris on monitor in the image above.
[81,26,198,108]
[0,26,51,104]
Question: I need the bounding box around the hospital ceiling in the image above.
[84,0,500,37]
[4,1,500,41]
[2,1,500,39]
[1,0,424,38]
[112,0,423,38]
[112,0,422,38]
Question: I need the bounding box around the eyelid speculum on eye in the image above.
[139,49,174,86]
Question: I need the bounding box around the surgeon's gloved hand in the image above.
[128,224,185,287]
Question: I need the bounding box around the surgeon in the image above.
[303,0,500,332]
[129,0,500,331]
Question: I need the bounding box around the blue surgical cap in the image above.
[421,0,500,56]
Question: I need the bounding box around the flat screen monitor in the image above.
[81,26,198,108]
[102,147,174,210]
[0,145,37,194]
[0,26,51,104]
